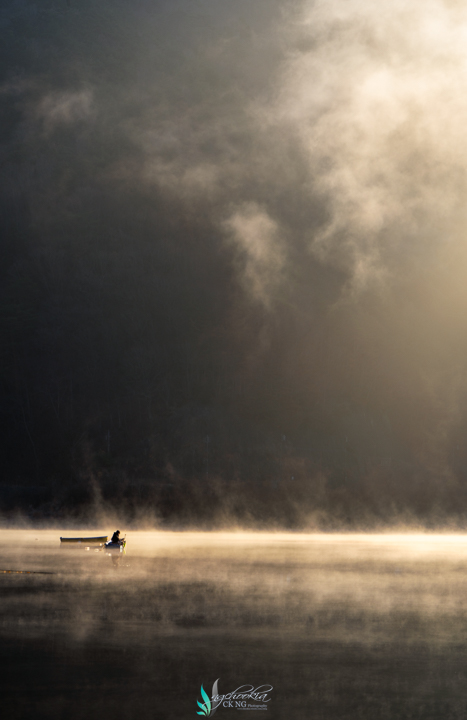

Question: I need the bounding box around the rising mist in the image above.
[1,0,467,526]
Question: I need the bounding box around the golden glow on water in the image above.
[4,529,467,554]
[2,530,467,646]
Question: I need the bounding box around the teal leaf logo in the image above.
[196,684,212,716]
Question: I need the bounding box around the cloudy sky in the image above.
[3,0,467,520]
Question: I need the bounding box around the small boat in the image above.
[59,535,127,566]
[60,536,108,544]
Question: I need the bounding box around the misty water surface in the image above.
[3,531,467,719]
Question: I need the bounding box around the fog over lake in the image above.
[5,0,467,716]
[3,530,467,719]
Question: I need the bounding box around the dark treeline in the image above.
[2,0,467,526]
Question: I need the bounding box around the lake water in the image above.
[2,530,467,719]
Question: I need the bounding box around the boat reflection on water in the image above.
[103,539,127,568]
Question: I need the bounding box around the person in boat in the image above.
[111,530,124,545]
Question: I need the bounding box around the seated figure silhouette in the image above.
[111,530,123,545]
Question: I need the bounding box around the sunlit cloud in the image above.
[224,203,284,307]
[262,0,467,292]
